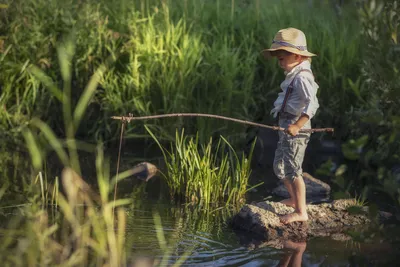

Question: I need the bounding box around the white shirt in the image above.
[270,60,319,119]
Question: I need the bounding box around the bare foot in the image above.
[280,212,308,224]
[280,198,295,208]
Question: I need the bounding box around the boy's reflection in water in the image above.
[278,240,307,267]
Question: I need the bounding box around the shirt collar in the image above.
[284,60,311,77]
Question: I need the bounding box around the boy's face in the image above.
[272,50,302,72]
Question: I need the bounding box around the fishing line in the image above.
[112,120,126,217]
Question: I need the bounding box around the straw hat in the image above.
[263,28,316,58]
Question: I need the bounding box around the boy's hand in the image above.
[286,124,300,136]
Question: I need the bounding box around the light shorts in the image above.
[273,112,311,182]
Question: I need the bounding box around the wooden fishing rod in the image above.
[111,113,334,133]
[110,112,333,217]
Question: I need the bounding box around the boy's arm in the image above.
[296,73,319,120]
[287,113,309,136]
[286,73,318,136]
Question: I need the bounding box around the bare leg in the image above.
[284,240,306,267]
[277,253,292,267]
[277,240,307,267]
[280,176,308,224]
[280,179,296,208]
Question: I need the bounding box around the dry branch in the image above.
[111,113,334,133]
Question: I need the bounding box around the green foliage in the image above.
[346,205,366,215]
[146,126,257,208]
[0,163,130,267]
[339,0,400,207]
[0,33,131,265]
[341,135,369,161]
[0,0,364,143]
[0,33,192,266]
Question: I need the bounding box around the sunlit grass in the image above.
[0,28,133,265]
[0,145,130,266]
[147,126,260,208]
[1,0,363,143]
[0,31,194,265]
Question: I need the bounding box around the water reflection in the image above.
[278,240,306,267]
[123,198,400,267]
[1,149,399,266]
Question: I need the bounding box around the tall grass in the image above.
[0,31,195,265]
[0,166,129,267]
[0,158,190,266]
[0,29,132,265]
[147,126,259,208]
[1,0,363,144]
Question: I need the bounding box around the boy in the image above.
[263,28,319,224]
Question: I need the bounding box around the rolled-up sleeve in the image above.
[294,75,319,119]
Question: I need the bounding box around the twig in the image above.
[111,113,334,133]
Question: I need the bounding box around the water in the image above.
[122,197,400,267]
[1,179,399,266]
[2,149,400,266]
[117,158,400,266]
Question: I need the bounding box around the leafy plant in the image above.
[146,126,259,208]
[0,32,197,266]
[1,0,364,143]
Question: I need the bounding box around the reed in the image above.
[0,31,194,265]
[1,0,363,143]
[0,139,131,266]
[147,126,259,208]
[0,30,131,265]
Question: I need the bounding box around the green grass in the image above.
[1,0,399,264]
[0,32,192,266]
[0,0,363,144]
[147,126,259,208]
[0,161,189,267]
[0,1,399,264]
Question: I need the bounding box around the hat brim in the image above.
[262,46,317,59]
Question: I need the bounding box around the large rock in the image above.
[272,172,331,202]
[230,199,392,242]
